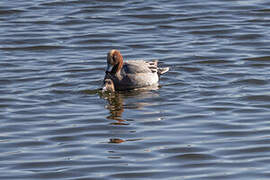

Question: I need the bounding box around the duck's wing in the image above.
[122,60,158,74]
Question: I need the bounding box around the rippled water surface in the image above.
[1,0,270,179]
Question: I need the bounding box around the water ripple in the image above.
[1,0,270,179]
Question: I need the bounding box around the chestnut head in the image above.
[106,49,123,74]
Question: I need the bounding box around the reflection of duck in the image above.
[99,89,160,144]
[103,49,169,91]
[101,91,125,123]
[100,88,159,124]
[102,79,115,92]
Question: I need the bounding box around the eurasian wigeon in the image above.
[103,49,169,91]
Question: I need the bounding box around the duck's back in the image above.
[122,60,153,74]
[114,60,159,90]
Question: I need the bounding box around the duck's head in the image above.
[106,49,123,74]
[102,79,115,92]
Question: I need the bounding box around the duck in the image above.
[103,49,169,91]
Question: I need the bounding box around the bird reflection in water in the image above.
[99,86,160,143]
[101,90,157,122]
[101,90,127,125]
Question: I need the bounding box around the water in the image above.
[1,0,270,179]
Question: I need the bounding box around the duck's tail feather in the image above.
[147,60,169,75]
[148,60,158,73]
[158,67,169,75]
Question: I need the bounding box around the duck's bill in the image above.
[106,64,113,73]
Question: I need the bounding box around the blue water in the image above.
[1,0,270,179]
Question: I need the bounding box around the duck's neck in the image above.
[111,60,123,76]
